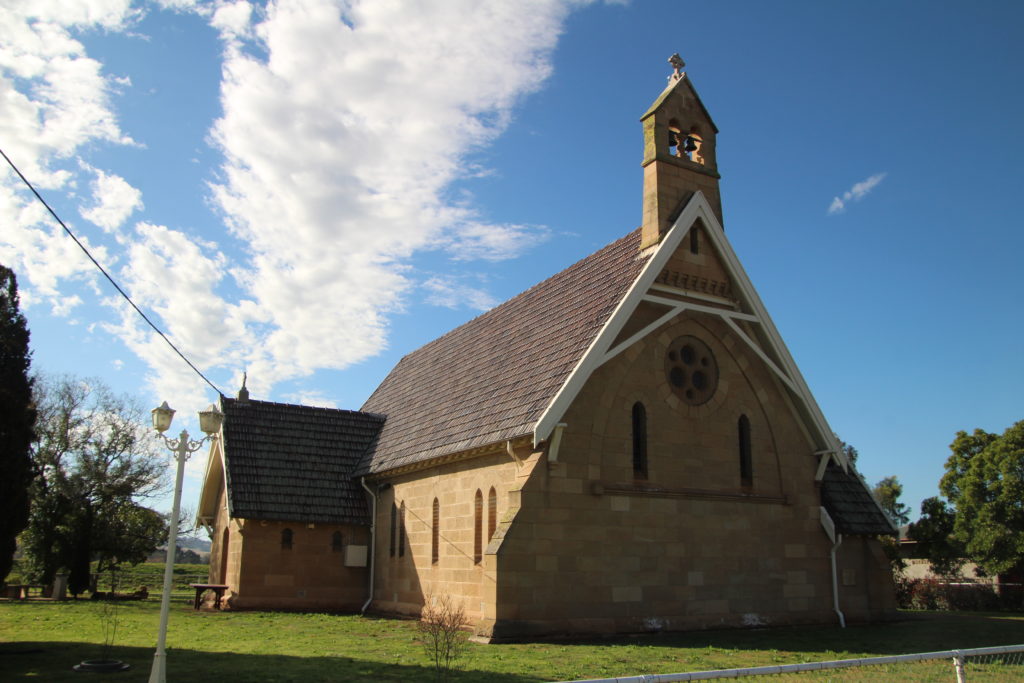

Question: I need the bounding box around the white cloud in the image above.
[210,1,252,42]
[1,0,588,415]
[79,167,144,234]
[0,0,137,314]
[828,172,887,215]
[200,0,576,384]
[281,390,338,409]
[423,276,498,311]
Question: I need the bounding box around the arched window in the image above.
[219,528,230,583]
[331,531,343,552]
[473,489,483,565]
[398,501,406,558]
[632,402,648,478]
[281,528,293,550]
[431,498,440,565]
[389,502,397,557]
[487,487,497,542]
[739,414,753,486]
[689,225,700,254]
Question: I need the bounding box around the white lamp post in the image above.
[147,401,223,683]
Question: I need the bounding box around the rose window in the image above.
[665,336,718,405]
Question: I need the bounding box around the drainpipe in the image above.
[830,533,846,628]
[360,477,376,615]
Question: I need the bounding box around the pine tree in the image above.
[0,265,36,583]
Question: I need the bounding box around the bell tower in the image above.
[641,54,722,250]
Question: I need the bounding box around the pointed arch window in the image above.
[219,528,230,583]
[331,531,343,552]
[431,498,440,565]
[487,487,497,543]
[689,225,700,254]
[739,414,753,486]
[389,502,397,557]
[632,401,648,478]
[398,501,407,558]
[281,528,293,550]
[473,489,483,565]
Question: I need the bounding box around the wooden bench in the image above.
[5,584,47,599]
[190,583,229,610]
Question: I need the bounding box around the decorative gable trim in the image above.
[197,434,229,528]
[532,191,851,474]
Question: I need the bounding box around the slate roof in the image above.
[220,396,384,524]
[358,228,651,475]
[821,463,896,536]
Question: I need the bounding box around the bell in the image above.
[683,136,698,153]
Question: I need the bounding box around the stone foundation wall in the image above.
[228,521,369,611]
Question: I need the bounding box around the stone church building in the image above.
[197,59,896,639]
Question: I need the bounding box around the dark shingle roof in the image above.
[359,229,650,474]
[221,396,383,524]
[821,464,896,536]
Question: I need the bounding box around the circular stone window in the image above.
[665,336,718,405]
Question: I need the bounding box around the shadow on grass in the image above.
[541,612,1024,658]
[0,641,537,683]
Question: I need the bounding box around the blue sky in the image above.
[2,0,1022,521]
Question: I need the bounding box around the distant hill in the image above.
[147,536,211,564]
[178,536,212,552]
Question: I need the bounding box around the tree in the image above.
[0,265,36,583]
[837,438,858,468]
[418,594,468,681]
[872,475,911,527]
[21,375,168,589]
[908,496,964,577]
[937,421,1024,577]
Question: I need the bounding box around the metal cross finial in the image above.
[668,53,685,81]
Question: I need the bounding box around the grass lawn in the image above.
[1,598,1023,682]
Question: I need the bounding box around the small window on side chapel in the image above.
[331,531,343,552]
[431,498,440,565]
[281,528,293,550]
[632,401,648,478]
[739,414,753,486]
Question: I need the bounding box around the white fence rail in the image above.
[557,643,1024,682]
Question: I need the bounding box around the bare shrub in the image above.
[418,594,468,680]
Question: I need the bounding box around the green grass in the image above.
[1,600,1023,682]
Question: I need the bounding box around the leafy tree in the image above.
[21,375,168,589]
[872,475,911,527]
[908,496,964,577]
[0,265,36,583]
[937,421,1024,577]
[836,438,858,468]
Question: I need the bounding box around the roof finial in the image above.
[668,53,685,82]
[238,371,249,403]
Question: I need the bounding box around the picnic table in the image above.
[189,583,229,610]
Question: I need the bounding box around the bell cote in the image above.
[641,54,723,249]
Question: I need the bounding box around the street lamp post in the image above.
[147,401,223,683]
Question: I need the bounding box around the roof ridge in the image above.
[222,395,385,421]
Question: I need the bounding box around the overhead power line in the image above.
[1,146,224,397]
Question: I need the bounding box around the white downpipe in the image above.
[830,533,846,628]
[360,477,377,615]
